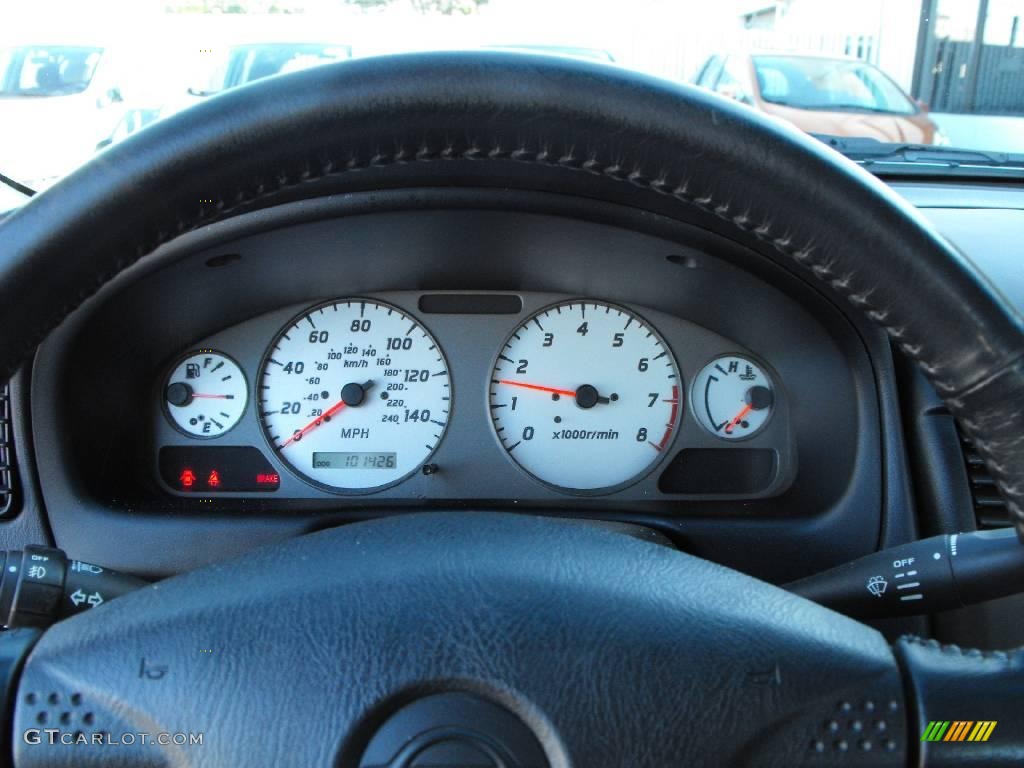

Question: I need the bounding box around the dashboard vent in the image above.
[959,432,1009,528]
[0,384,12,516]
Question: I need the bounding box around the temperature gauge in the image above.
[164,351,248,438]
[692,355,774,440]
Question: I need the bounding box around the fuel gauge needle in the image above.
[724,404,753,434]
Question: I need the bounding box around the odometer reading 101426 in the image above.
[258,299,451,493]
[488,300,681,493]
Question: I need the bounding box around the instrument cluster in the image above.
[153,292,794,502]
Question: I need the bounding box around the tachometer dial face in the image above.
[258,299,451,493]
[164,351,248,438]
[691,355,774,440]
[488,300,681,493]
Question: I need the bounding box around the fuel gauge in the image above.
[692,355,774,440]
[164,351,248,438]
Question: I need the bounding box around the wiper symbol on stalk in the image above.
[866,575,888,598]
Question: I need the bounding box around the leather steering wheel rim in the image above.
[1,52,1023,767]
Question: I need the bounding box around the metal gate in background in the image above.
[927,38,1024,114]
[913,0,1024,116]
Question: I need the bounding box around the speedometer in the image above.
[258,299,451,493]
[488,300,681,493]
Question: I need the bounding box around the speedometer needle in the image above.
[280,400,347,449]
[279,380,374,449]
[724,404,753,434]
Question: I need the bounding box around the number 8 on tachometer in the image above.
[488,300,681,493]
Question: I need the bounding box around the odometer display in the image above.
[488,300,681,492]
[312,452,397,470]
[258,299,451,492]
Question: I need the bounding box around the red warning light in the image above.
[179,468,197,489]
[255,473,280,486]
[207,469,221,489]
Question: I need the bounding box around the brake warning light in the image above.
[160,447,280,492]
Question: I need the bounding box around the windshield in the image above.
[0,45,102,97]
[753,55,918,114]
[1,0,1022,195]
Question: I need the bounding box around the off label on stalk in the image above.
[488,300,681,493]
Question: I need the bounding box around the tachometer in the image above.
[488,300,681,492]
[258,299,451,493]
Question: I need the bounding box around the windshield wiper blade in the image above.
[0,170,36,198]
[812,135,1024,177]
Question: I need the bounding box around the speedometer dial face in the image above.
[488,300,681,493]
[258,299,451,493]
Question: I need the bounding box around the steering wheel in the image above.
[1,53,1022,767]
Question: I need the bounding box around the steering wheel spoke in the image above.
[8,513,909,767]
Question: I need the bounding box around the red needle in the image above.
[280,399,347,449]
[724,404,753,434]
[498,380,577,397]
[190,393,229,399]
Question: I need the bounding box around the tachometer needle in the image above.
[724,404,753,434]
[498,380,577,397]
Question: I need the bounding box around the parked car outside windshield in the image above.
[0,42,128,189]
[187,42,352,97]
[0,45,102,96]
[754,54,918,114]
[694,53,940,144]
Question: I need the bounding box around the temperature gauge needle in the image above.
[724,404,753,434]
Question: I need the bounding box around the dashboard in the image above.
[23,190,885,581]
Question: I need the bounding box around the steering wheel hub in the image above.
[359,692,547,768]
